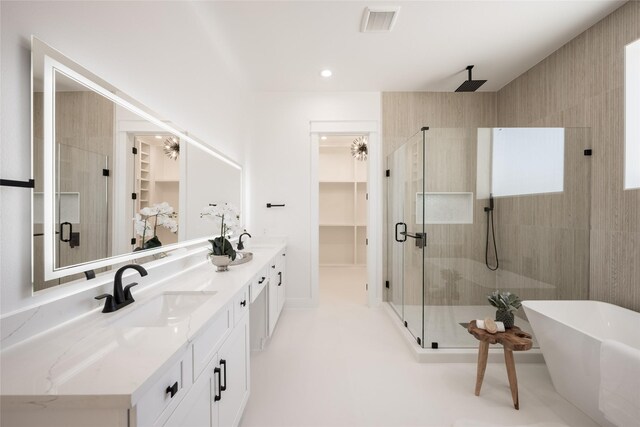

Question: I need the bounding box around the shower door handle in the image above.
[395,222,407,243]
[60,222,72,243]
[402,232,427,249]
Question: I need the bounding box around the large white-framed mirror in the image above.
[32,37,243,291]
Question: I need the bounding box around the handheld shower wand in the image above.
[484,194,499,271]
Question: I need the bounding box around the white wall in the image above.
[0,1,252,317]
[246,92,381,306]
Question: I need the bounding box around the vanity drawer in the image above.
[250,269,268,303]
[135,350,193,427]
[192,306,231,380]
[233,286,249,326]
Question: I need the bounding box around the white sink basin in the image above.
[111,291,217,327]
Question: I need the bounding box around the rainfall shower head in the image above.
[455,65,487,92]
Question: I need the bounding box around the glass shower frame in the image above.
[387,126,592,349]
[387,129,426,344]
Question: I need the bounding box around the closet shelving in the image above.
[136,140,151,211]
[319,141,367,266]
[134,136,180,246]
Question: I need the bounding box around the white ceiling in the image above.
[196,0,626,92]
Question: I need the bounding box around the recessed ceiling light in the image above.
[320,136,328,140]
[155,135,162,139]
[320,69,332,78]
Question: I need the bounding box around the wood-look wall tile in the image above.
[497,1,640,311]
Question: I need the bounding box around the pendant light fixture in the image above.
[163,137,180,160]
[351,136,368,161]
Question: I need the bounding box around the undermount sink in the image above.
[229,252,253,266]
[111,291,217,327]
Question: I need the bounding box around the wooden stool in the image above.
[467,320,532,410]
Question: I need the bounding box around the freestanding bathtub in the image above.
[522,300,640,427]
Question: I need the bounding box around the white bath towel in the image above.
[599,339,640,427]
[475,319,505,332]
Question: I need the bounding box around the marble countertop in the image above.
[0,240,285,410]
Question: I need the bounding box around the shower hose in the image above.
[485,206,499,271]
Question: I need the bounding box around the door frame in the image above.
[310,120,382,307]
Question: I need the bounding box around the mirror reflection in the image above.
[132,135,180,250]
[32,38,242,291]
[53,70,113,280]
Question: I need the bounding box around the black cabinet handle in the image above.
[271,265,276,269]
[259,276,266,284]
[166,381,178,398]
[214,367,221,401]
[220,359,227,391]
[278,272,282,287]
[240,300,246,307]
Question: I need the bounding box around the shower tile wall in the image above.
[423,127,489,306]
[492,128,592,304]
[497,0,640,311]
[383,93,497,158]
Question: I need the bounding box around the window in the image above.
[491,128,565,197]
[625,38,640,190]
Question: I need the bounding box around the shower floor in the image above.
[391,304,538,349]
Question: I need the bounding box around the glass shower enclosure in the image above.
[387,127,592,348]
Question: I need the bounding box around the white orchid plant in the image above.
[200,203,241,261]
[134,202,178,250]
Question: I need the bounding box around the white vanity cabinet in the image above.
[134,349,194,426]
[163,360,214,427]
[267,249,287,336]
[250,248,286,350]
[276,250,286,316]
[163,312,249,427]
[132,285,249,427]
[1,243,286,427]
[217,312,249,427]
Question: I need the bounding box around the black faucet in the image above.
[237,232,252,251]
[95,264,148,313]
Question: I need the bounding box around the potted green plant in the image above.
[487,290,522,329]
[200,203,240,271]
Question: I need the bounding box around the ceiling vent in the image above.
[361,7,400,33]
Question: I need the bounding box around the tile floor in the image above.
[240,266,598,427]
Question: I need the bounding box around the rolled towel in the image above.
[475,319,505,332]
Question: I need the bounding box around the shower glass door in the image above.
[387,130,426,345]
[55,143,110,283]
